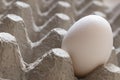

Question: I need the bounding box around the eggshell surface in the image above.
[61,15,113,77]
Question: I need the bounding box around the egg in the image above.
[61,15,113,77]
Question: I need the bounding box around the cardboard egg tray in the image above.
[0,0,120,80]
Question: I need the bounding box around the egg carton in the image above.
[0,0,120,80]
[9,1,73,42]
[0,32,74,80]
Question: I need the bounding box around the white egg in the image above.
[61,15,113,77]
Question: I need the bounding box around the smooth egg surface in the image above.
[61,15,113,77]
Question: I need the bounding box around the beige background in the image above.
[103,0,120,8]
